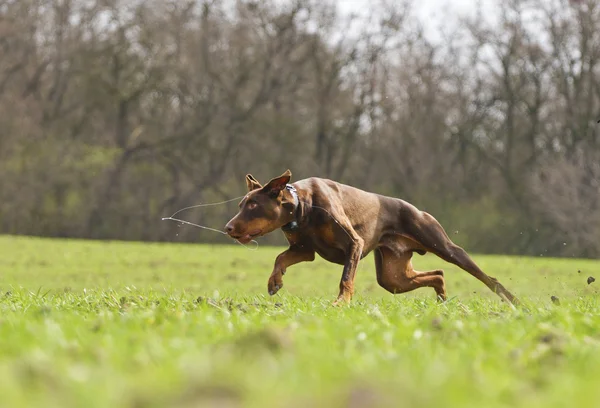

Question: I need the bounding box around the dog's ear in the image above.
[246,174,262,191]
[262,169,292,197]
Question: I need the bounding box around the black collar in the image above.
[281,184,299,232]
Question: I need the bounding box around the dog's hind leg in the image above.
[374,247,447,301]
[403,210,520,305]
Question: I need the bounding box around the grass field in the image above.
[1,235,599,408]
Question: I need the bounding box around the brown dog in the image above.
[225,170,519,306]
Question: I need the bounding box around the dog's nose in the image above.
[225,224,234,234]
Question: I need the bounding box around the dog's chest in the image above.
[304,225,349,265]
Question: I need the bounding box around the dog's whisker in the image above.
[162,194,261,251]
[234,239,259,251]
[162,217,227,235]
[168,196,245,218]
[162,216,260,251]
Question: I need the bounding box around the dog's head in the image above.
[224,170,296,243]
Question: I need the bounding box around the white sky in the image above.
[336,0,498,42]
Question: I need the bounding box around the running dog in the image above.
[225,170,519,306]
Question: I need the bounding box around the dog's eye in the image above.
[247,202,258,210]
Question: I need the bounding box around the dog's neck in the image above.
[281,184,299,232]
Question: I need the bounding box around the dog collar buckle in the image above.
[282,184,299,231]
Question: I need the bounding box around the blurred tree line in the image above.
[1,0,599,257]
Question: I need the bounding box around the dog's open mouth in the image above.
[230,230,261,244]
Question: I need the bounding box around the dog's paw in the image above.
[267,275,284,296]
[332,296,351,307]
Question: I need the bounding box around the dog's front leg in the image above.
[333,238,364,305]
[268,245,315,296]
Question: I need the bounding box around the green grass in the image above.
[1,235,599,408]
